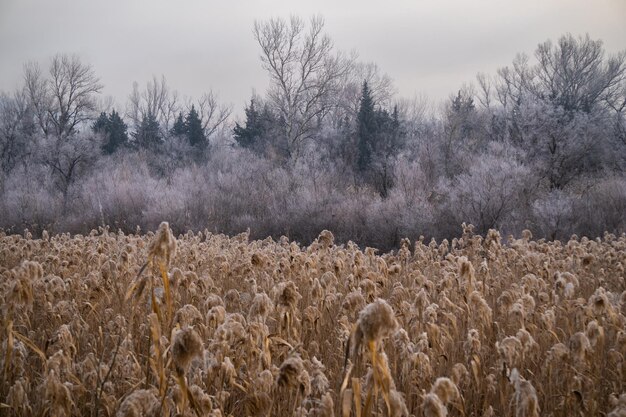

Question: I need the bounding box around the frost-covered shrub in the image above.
[437,145,534,236]
[531,190,575,240]
[0,164,62,234]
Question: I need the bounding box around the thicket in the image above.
[1,25,625,249]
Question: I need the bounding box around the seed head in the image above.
[277,354,310,396]
[509,369,540,417]
[276,281,302,310]
[172,326,203,374]
[431,377,460,405]
[116,389,159,417]
[355,298,398,346]
[423,393,447,417]
[148,222,176,267]
[248,292,274,322]
[389,389,409,417]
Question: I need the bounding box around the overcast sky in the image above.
[0,0,625,116]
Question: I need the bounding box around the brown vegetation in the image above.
[1,223,625,416]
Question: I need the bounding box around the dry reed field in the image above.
[1,222,626,417]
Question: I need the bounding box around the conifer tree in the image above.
[133,112,161,149]
[233,99,261,149]
[356,81,377,172]
[92,112,108,136]
[355,83,405,196]
[92,109,128,154]
[108,110,128,152]
[233,99,282,156]
[185,105,205,148]
[171,112,187,137]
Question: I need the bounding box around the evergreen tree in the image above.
[355,82,405,196]
[107,110,128,153]
[92,112,109,135]
[171,112,187,137]
[185,105,205,148]
[371,105,404,197]
[356,81,377,172]
[233,99,282,157]
[133,112,161,149]
[234,99,262,149]
[92,109,128,154]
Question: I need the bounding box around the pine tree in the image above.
[185,105,205,148]
[92,109,128,154]
[107,110,128,153]
[355,83,405,197]
[171,112,187,137]
[233,99,262,149]
[372,106,403,197]
[356,81,377,173]
[233,99,282,157]
[92,112,109,135]
[133,112,161,149]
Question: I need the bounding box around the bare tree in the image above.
[494,53,533,110]
[494,35,626,114]
[333,61,396,124]
[487,35,626,187]
[23,54,102,139]
[126,75,180,134]
[533,34,625,113]
[23,61,53,136]
[606,67,626,149]
[395,93,433,147]
[18,55,104,207]
[194,91,232,139]
[254,15,352,159]
[475,72,493,110]
[442,144,534,234]
[0,89,35,174]
[38,132,101,202]
[47,54,103,138]
[520,100,610,189]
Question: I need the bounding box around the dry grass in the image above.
[1,223,625,416]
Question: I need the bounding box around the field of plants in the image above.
[1,222,625,417]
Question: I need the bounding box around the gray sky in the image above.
[1,0,625,115]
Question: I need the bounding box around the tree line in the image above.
[0,16,625,248]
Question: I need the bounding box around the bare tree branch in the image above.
[254,15,353,159]
[47,54,103,138]
[195,91,232,139]
[126,75,180,135]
